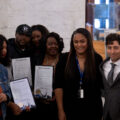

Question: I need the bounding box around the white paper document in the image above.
[10,78,35,110]
[12,57,32,86]
[34,66,53,98]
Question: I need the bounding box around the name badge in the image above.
[78,89,84,99]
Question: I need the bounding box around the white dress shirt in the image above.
[103,59,120,81]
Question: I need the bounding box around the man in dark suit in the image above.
[100,33,120,120]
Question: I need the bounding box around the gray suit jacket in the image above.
[100,58,120,120]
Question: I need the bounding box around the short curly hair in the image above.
[45,32,64,53]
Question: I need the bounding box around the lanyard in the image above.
[76,56,84,85]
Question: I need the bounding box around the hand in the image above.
[8,102,22,115]
[0,93,7,103]
[58,110,66,120]
[40,96,56,104]
[47,96,56,102]
[25,106,31,112]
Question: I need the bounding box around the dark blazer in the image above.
[100,58,120,120]
[54,52,103,120]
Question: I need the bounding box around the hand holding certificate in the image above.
[34,66,53,99]
[10,78,36,110]
[12,57,32,86]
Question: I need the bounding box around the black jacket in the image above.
[8,38,31,59]
[54,52,103,120]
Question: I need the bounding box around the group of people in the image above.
[0,23,120,120]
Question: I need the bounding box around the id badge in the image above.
[80,89,84,98]
[78,89,84,99]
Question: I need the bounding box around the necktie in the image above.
[107,63,116,86]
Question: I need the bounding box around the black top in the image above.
[8,38,31,59]
[54,52,103,120]
[31,53,64,87]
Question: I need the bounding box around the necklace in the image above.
[45,55,59,67]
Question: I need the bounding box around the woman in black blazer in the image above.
[54,28,103,120]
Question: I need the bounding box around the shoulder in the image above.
[7,38,16,52]
[8,38,15,46]
[100,57,110,69]
[56,52,69,68]
[94,52,103,66]
[59,52,69,61]
[58,52,69,65]
[0,64,7,71]
[94,52,103,60]
[0,64,8,81]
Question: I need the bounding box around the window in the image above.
[95,0,110,4]
[106,19,109,28]
[94,19,100,28]
[95,0,100,4]
[106,0,109,4]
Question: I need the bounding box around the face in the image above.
[1,41,7,58]
[32,30,42,46]
[15,34,31,47]
[73,33,88,55]
[107,41,120,62]
[46,37,59,56]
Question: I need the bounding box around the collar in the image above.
[109,58,120,66]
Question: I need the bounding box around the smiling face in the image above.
[0,41,7,58]
[15,34,31,48]
[73,33,88,56]
[32,30,42,47]
[46,37,59,56]
[107,41,120,62]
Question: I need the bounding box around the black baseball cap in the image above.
[15,24,32,37]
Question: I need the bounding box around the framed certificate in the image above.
[12,57,32,86]
[10,78,36,110]
[34,66,53,98]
